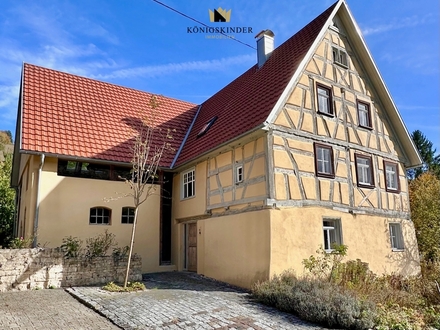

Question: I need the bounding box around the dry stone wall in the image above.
[0,248,142,292]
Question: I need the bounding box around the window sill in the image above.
[181,195,196,201]
[317,111,335,118]
[89,223,111,226]
[334,61,348,69]
[358,124,373,131]
[357,183,375,189]
[392,248,405,252]
[316,173,335,179]
[385,188,401,194]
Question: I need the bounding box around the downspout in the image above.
[32,154,45,247]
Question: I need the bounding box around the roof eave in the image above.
[173,124,266,170]
[265,0,344,125]
[338,3,422,168]
[10,64,24,188]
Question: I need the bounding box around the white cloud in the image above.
[92,54,255,80]
[362,13,437,36]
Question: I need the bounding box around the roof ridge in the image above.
[23,62,197,107]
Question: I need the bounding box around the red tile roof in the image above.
[20,2,335,169]
[174,3,336,167]
[21,64,198,167]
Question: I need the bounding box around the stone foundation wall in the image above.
[0,248,142,292]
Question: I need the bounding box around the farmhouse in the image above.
[11,0,422,288]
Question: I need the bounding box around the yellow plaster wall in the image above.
[197,210,271,288]
[269,208,420,278]
[36,157,166,273]
[17,155,39,240]
[173,161,207,220]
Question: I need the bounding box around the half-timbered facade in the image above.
[12,0,422,288]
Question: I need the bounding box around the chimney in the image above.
[255,29,275,68]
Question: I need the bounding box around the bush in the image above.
[60,236,82,258]
[9,236,33,249]
[85,230,116,258]
[253,272,376,330]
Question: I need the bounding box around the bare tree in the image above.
[123,95,173,288]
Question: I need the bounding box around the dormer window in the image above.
[197,116,218,138]
[332,47,348,68]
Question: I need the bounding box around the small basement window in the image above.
[197,116,218,138]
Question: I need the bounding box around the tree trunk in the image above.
[124,206,139,288]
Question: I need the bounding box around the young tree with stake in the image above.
[123,95,173,288]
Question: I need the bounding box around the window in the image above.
[389,223,404,250]
[323,219,342,252]
[384,161,400,193]
[332,47,348,67]
[314,143,334,178]
[89,207,111,225]
[57,160,131,181]
[316,84,333,116]
[357,101,372,128]
[235,165,243,183]
[121,207,135,224]
[355,154,374,188]
[182,169,195,199]
[197,116,218,138]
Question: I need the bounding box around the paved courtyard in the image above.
[0,289,119,329]
[68,272,330,330]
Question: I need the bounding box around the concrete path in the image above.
[0,289,119,329]
[68,272,330,330]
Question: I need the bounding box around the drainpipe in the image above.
[32,154,45,247]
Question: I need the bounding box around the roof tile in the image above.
[175,2,335,167]
[22,64,198,167]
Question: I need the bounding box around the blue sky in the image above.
[0,0,438,152]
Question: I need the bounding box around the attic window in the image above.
[197,116,218,138]
[332,47,348,68]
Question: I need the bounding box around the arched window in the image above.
[121,207,135,224]
[89,207,111,225]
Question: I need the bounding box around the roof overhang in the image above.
[265,0,422,169]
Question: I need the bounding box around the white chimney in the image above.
[255,29,275,68]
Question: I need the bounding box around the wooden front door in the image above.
[187,223,197,272]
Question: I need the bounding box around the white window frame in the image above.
[235,165,243,183]
[384,161,399,192]
[314,143,334,177]
[355,154,374,187]
[317,84,333,115]
[323,218,342,252]
[389,223,404,251]
[181,168,195,199]
[357,101,371,128]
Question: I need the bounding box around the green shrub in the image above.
[60,236,83,258]
[85,230,116,258]
[112,246,129,261]
[253,272,376,330]
[9,236,33,249]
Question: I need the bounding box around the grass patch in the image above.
[102,281,146,292]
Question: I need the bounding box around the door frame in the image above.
[183,221,197,271]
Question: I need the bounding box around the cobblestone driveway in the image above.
[68,272,330,330]
[0,289,119,329]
